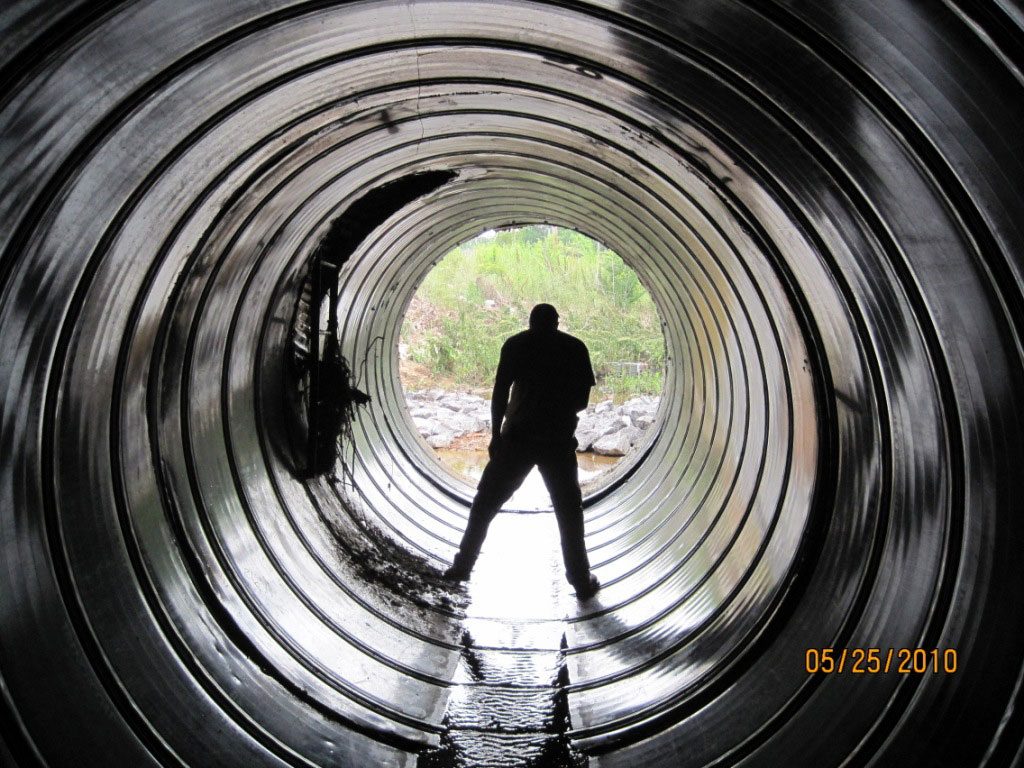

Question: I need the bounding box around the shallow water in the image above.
[434,449,620,511]
[417,514,591,768]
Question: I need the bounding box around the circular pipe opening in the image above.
[395,224,669,502]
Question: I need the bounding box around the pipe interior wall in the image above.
[1,1,1023,766]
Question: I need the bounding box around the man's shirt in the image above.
[496,328,595,442]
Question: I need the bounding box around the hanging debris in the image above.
[308,331,371,475]
[287,170,457,476]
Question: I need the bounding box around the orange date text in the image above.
[805,648,957,674]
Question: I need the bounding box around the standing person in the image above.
[444,303,601,600]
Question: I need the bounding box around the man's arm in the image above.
[572,343,597,412]
[571,383,591,414]
[490,343,514,454]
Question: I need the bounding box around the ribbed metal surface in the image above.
[1,1,1023,766]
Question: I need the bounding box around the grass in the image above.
[400,226,665,403]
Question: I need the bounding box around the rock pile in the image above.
[404,390,661,456]
[574,394,660,456]
[406,390,491,449]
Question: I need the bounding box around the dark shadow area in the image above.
[285,170,458,477]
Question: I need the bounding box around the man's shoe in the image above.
[443,563,471,582]
[573,573,601,600]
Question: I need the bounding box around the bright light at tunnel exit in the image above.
[397,225,668,502]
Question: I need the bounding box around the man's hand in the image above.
[488,435,502,459]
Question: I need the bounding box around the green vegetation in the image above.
[400,226,665,402]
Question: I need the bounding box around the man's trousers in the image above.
[451,434,592,586]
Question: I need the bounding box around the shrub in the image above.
[401,226,665,401]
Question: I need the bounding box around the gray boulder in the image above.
[446,411,487,435]
[593,426,642,456]
[599,416,631,438]
[631,412,655,430]
[426,430,455,449]
[413,416,440,436]
[575,429,600,452]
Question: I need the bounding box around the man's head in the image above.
[529,303,559,332]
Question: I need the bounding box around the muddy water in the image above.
[434,449,620,509]
[436,449,619,477]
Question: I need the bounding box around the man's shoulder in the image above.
[554,330,589,353]
[500,330,533,364]
[503,330,533,348]
[507,328,589,355]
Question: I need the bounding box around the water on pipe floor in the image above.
[434,449,619,511]
[419,512,591,767]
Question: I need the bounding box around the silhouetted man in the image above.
[444,303,601,599]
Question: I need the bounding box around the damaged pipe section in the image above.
[288,170,455,475]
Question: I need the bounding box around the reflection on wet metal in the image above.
[1,1,1023,767]
[420,515,589,767]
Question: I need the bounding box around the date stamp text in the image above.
[805,648,957,674]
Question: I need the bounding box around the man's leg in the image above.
[447,439,533,579]
[536,445,598,597]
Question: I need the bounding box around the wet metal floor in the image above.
[419,513,591,767]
